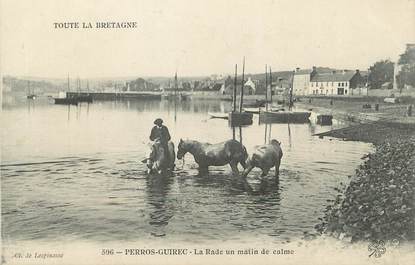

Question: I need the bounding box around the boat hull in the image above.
[75,95,93,103]
[208,112,229,119]
[228,111,253,126]
[259,110,311,124]
[243,107,260,114]
[54,98,79,105]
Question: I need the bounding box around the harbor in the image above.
[2,95,373,243]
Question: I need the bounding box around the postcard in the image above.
[1,0,414,264]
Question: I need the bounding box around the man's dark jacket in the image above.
[149,125,171,144]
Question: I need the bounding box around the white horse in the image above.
[242,139,283,179]
[145,139,175,175]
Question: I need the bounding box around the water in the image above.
[1,96,373,244]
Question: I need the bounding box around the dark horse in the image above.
[177,139,248,176]
[146,139,175,175]
[242,139,283,179]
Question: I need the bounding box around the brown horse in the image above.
[242,139,283,179]
[146,140,175,175]
[177,139,248,176]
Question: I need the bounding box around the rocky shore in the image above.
[315,125,415,243]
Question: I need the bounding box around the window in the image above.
[326,82,329,86]
[311,82,314,87]
[345,82,348,87]
[345,89,348,94]
[332,82,334,86]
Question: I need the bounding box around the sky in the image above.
[1,0,414,78]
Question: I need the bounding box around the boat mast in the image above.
[289,70,294,111]
[233,64,237,112]
[239,57,245,113]
[174,71,178,97]
[269,67,273,106]
[265,64,268,111]
[67,75,70,93]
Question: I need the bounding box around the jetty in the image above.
[66,91,162,100]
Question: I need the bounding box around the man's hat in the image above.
[154,118,163,125]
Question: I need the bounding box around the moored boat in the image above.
[54,97,79,105]
[243,107,261,114]
[259,110,311,123]
[208,112,229,119]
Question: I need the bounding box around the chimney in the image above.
[312,66,317,71]
[296,67,300,72]
[332,70,336,74]
[356,69,360,74]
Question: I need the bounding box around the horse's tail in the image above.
[242,145,248,162]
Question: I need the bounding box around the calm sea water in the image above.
[1,95,372,244]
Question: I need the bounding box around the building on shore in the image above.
[292,67,317,96]
[309,70,364,96]
[220,76,258,95]
[124,78,159,92]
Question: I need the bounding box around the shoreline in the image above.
[298,98,415,243]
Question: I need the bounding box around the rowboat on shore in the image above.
[243,107,261,114]
[208,112,229,119]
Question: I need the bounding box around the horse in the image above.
[146,139,175,175]
[242,139,283,179]
[177,139,248,176]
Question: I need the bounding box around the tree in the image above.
[397,44,415,89]
[368,60,394,89]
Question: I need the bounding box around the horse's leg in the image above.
[229,161,239,177]
[239,159,247,170]
[274,158,281,180]
[198,164,209,175]
[242,160,254,178]
[261,168,270,178]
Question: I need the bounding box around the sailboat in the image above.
[259,69,311,123]
[228,57,253,126]
[26,81,36,99]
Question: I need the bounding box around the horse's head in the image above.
[270,139,281,146]
[177,139,187,160]
[147,140,165,173]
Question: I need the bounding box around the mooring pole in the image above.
[233,64,237,112]
[239,57,245,113]
[265,64,268,111]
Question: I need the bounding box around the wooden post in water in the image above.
[239,57,245,113]
[265,64,268,111]
[233,64,237,112]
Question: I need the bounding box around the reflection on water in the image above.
[1,95,373,244]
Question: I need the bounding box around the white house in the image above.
[309,70,363,96]
[292,67,317,96]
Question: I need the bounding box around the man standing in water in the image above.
[149,118,171,159]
